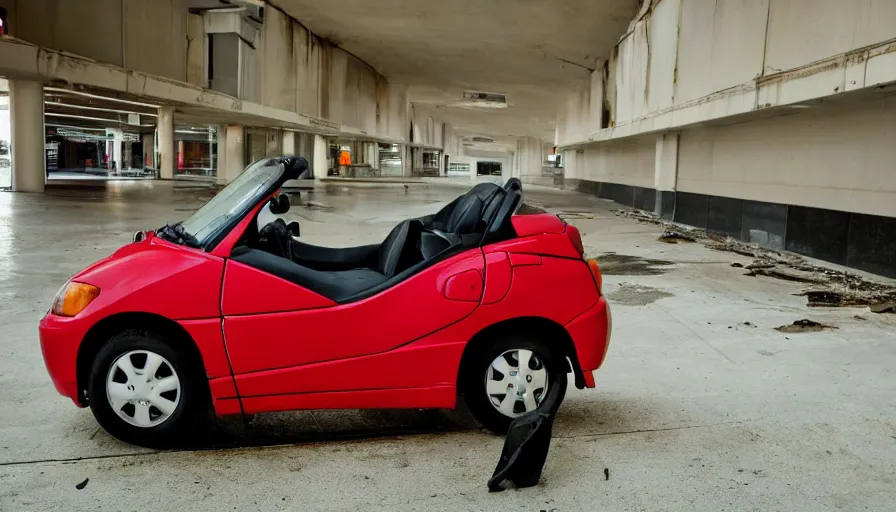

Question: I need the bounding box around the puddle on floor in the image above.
[607,283,674,305]
[595,253,675,276]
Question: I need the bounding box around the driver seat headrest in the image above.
[445,194,485,235]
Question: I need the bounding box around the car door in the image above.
[220,250,485,399]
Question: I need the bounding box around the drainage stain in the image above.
[607,283,674,306]
[595,253,675,276]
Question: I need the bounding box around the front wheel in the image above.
[87,330,210,448]
[460,335,567,434]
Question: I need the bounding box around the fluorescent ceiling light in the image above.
[46,123,107,132]
[45,101,156,117]
[46,112,136,124]
[44,87,160,108]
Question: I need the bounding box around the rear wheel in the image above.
[460,334,567,434]
[87,330,210,448]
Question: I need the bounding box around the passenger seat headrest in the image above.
[446,194,485,235]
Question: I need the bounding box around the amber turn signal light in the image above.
[587,259,603,294]
[51,282,100,317]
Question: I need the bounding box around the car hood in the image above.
[70,233,225,320]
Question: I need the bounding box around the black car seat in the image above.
[424,182,503,235]
[257,217,423,278]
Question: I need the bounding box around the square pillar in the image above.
[157,106,175,179]
[312,135,327,179]
[142,133,155,169]
[654,132,679,219]
[9,79,45,192]
[218,125,244,185]
[281,131,296,155]
[364,142,379,170]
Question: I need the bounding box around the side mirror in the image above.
[269,194,291,214]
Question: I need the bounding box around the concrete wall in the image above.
[573,136,655,189]
[255,7,405,139]
[556,0,896,147]
[3,0,187,81]
[677,96,896,218]
[0,0,408,141]
[185,12,205,87]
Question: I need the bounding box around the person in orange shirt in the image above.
[338,149,351,176]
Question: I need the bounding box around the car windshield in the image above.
[178,159,284,248]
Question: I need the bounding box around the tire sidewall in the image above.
[461,334,567,434]
[87,331,207,447]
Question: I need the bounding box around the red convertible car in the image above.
[39,156,611,446]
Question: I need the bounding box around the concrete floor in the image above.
[1,180,895,511]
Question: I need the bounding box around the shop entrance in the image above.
[477,161,502,176]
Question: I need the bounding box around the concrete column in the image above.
[122,137,132,170]
[281,130,295,155]
[219,125,244,184]
[215,125,227,185]
[515,137,544,185]
[109,129,123,173]
[9,80,45,192]
[157,106,175,179]
[142,133,155,169]
[312,135,327,179]
[363,142,379,170]
[402,146,413,177]
[654,132,679,218]
[589,63,606,133]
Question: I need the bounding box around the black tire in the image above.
[87,330,211,448]
[460,333,567,434]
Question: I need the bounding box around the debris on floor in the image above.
[612,208,663,225]
[774,319,838,333]
[593,253,674,276]
[75,478,89,490]
[604,468,610,481]
[488,383,562,492]
[658,230,696,244]
[731,262,744,268]
[870,301,896,314]
[607,283,674,306]
[517,202,548,215]
[610,207,896,313]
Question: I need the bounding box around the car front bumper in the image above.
[565,296,611,387]
[39,313,85,407]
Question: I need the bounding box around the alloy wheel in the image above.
[105,350,181,428]
[485,349,548,417]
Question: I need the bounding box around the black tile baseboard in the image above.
[573,179,896,278]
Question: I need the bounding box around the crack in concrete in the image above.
[0,451,155,468]
[653,304,738,365]
[554,419,756,440]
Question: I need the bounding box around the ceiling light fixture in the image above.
[45,101,157,117]
[45,112,134,124]
[44,87,161,109]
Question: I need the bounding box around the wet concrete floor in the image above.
[1,179,895,511]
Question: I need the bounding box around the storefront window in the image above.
[379,143,402,176]
[245,128,281,165]
[175,126,217,178]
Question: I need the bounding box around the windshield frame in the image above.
[177,158,285,252]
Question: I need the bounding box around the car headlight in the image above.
[51,282,100,317]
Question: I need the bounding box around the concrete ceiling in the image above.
[269,0,640,144]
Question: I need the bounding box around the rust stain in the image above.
[868,42,896,58]
[757,58,844,86]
